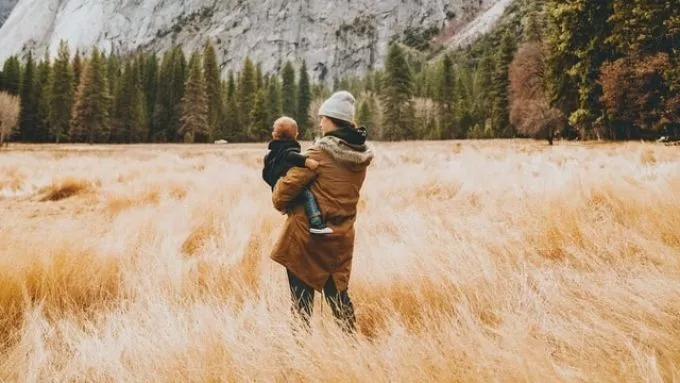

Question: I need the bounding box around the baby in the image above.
[262,116,333,235]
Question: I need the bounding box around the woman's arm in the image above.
[285,151,308,167]
[287,151,320,170]
[272,149,320,212]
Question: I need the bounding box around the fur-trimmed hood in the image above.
[314,135,374,170]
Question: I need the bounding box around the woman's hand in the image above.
[305,158,319,170]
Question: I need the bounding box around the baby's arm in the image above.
[286,151,319,170]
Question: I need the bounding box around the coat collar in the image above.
[314,133,373,170]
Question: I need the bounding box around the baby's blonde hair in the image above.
[273,116,298,140]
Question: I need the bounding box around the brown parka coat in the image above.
[270,133,374,292]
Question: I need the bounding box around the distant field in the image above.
[0,140,679,382]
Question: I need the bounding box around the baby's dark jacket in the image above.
[262,139,307,190]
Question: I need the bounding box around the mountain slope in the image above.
[0,0,511,81]
[0,0,18,28]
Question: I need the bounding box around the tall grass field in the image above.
[0,140,679,382]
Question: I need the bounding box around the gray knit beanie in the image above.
[318,91,356,123]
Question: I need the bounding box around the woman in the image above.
[270,91,374,333]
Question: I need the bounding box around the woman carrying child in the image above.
[269,91,374,333]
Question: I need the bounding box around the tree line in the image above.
[537,0,679,142]
[333,0,679,143]
[0,0,677,144]
[0,40,315,144]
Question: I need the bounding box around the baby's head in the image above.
[272,116,299,140]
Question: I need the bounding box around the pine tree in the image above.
[144,53,158,141]
[608,0,678,58]
[470,53,495,129]
[237,57,257,130]
[18,52,39,141]
[381,42,416,140]
[545,0,613,139]
[225,95,240,142]
[262,73,270,90]
[221,70,238,140]
[106,52,121,99]
[203,39,223,141]
[524,0,544,43]
[179,51,209,143]
[358,98,373,127]
[255,62,263,91]
[106,52,123,138]
[667,51,680,133]
[297,60,311,138]
[266,76,283,130]
[227,70,236,99]
[128,52,148,141]
[544,4,579,126]
[490,31,516,138]
[249,89,269,141]
[153,49,173,142]
[114,62,146,143]
[72,49,83,90]
[424,64,439,99]
[476,53,494,98]
[667,7,680,58]
[281,61,297,118]
[2,55,21,95]
[35,50,51,142]
[70,47,111,144]
[219,80,228,139]
[413,69,425,98]
[456,67,477,137]
[109,62,124,143]
[187,51,200,84]
[49,41,73,143]
[168,46,187,141]
[437,54,456,139]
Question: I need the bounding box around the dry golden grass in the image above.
[0,140,679,382]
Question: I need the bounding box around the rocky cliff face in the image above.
[0,0,509,82]
[0,0,18,28]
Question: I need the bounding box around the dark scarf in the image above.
[324,126,368,146]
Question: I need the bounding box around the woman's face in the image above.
[319,116,337,135]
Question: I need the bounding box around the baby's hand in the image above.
[305,158,319,170]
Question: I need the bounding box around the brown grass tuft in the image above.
[181,223,217,257]
[105,189,161,215]
[39,177,95,201]
[0,166,25,193]
[640,147,656,164]
[0,240,121,340]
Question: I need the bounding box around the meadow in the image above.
[0,140,679,382]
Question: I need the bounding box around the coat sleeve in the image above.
[272,148,320,212]
[285,151,308,168]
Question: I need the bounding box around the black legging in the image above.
[287,269,356,333]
